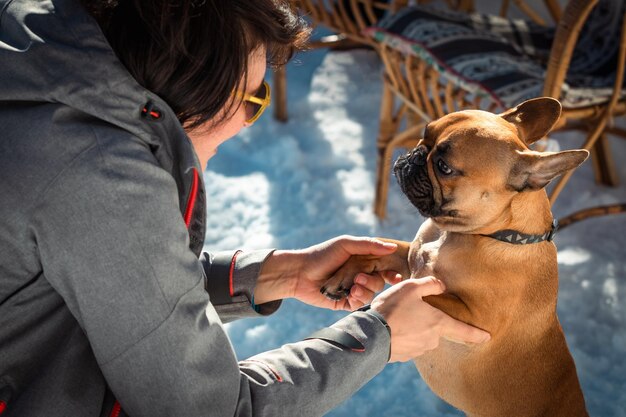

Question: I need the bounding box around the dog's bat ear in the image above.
[500,97,562,145]
[508,149,589,192]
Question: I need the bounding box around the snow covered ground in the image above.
[202,43,626,416]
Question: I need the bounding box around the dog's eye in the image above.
[437,159,453,175]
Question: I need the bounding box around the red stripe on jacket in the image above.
[229,250,242,297]
[109,400,121,417]
[184,168,200,228]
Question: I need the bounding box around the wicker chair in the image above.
[368,0,626,218]
[275,0,557,121]
[273,0,409,122]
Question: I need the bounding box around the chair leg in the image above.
[273,66,288,122]
[374,145,395,219]
[374,80,398,219]
[591,133,619,186]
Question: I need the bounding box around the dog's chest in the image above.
[408,237,443,279]
[408,227,464,291]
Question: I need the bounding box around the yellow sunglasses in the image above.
[241,80,271,124]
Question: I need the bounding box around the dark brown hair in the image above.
[82,0,309,129]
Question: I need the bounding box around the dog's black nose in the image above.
[408,145,429,166]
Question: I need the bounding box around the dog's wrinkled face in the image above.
[394,98,588,233]
[395,110,521,233]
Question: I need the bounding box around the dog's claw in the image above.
[320,285,351,301]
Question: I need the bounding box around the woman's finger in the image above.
[336,236,398,256]
[379,270,403,285]
[350,283,376,305]
[437,311,491,345]
[347,297,364,311]
[411,276,446,297]
[355,273,385,293]
[333,298,350,312]
[347,293,366,310]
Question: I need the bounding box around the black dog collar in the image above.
[481,219,558,245]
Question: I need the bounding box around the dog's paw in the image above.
[320,255,379,301]
[320,282,351,301]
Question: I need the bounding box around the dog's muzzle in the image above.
[393,145,437,217]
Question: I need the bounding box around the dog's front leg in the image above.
[321,239,411,300]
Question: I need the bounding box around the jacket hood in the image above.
[0,0,205,236]
[0,0,201,178]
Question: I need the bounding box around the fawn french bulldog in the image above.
[323,97,589,416]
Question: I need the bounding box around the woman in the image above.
[0,0,489,416]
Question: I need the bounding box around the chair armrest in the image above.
[542,0,599,99]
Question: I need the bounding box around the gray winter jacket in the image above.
[0,0,391,416]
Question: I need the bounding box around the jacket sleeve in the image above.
[200,250,282,322]
[34,139,391,417]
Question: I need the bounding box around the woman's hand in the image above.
[254,236,403,311]
[371,277,491,362]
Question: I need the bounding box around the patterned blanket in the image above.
[367,1,625,109]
